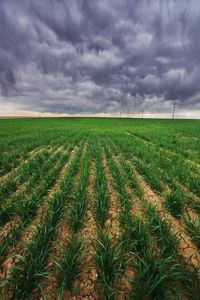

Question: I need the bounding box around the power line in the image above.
[172,103,176,119]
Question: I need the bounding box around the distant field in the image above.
[0,117,200,299]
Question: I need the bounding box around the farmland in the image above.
[0,117,200,299]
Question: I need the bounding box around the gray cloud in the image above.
[0,0,200,115]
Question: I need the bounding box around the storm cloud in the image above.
[0,0,200,116]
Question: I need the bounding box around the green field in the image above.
[0,117,200,299]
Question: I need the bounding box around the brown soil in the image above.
[0,147,59,221]
[185,207,199,221]
[0,146,79,290]
[0,146,67,250]
[0,146,47,183]
[70,161,98,300]
[102,152,134,298]
[39,214,70,300]
[72,143,88,192]
[112,153,149,297]
[113,153,144,219]
[102,151,121,243]
[37,145,88,299]
[132,165,200,270]
[39,145,86,299]
[22,146,78,243]
[131,143,199,206]
[1,139,199,299]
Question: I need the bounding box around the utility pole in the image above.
[142,108,144,119]
[172,103,176,119]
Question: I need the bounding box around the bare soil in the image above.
[102,151,121,243]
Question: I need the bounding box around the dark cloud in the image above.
[0,0,200,116]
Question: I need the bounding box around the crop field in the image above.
[0,117,200,300]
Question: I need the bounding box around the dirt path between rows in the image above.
[70,160,98,300]
[102,151,121,242]
[0,146,48,183]
[129,162,200,270]
[0,146,78,287]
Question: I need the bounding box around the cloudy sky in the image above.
[0,0,200,118]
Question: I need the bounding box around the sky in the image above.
[0,0,200,118]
